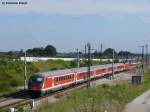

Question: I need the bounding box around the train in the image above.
[28,63,131,96]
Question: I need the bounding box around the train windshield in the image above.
[30,76,44,86]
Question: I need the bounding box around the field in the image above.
[0,59,110,95]
[37,70,150,112]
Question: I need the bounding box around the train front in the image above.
[28,74,44,96]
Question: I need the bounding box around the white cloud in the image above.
[0,0,150,16]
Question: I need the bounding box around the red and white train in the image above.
[28,63,131,95]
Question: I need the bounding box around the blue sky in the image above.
[0,0,150,53]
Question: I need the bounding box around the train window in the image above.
[30,76,44,86]
[108,67,112,70]
[37,77,42,82]
[118,66,123,69]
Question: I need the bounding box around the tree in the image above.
[26,45,57,57]
[103,48,117,58]
[44,45,57,56]
[27,47,45,56]
[118,51,132,58]
[92,51,103,58]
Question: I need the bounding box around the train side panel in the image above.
[95,68,107,77]
[41,76,53,94]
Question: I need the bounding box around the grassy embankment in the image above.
[0,59,110,95]
[37,70,150,112]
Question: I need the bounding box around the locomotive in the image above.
[28,63,130,96]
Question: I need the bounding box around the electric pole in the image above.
[87,43,91,88]
[85,45,87,60]
[145,44,148,69]
[139,45,144,75]
[76,48,80,68]
[100,43,103,61]
[112,49,115,79]
[24,51,28,90]
[100,43,103,53]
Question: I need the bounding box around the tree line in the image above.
[0,45,138,59]
[27,45,57,57]
[92,48,135,59]
[0,45,57,59]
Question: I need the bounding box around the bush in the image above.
[0,60,39,95]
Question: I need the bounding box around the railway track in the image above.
[0,90,32,111]
[0,90,28,103]
[0,83,87,111]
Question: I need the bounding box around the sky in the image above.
[0,0,150,53]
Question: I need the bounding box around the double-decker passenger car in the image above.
[28,63,130,95]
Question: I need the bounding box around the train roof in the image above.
[32,63,124,77]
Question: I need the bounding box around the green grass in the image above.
[32,59,70,71]
[37,70,150,112]
[0,60,38,95]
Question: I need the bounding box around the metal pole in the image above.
[87,43,91,88]
[100,44,103,53]
[100,43,103,61]
[77,48,80,68]
[121,52,123,63]
[112,49,115,79]
[145,44,148,68]
[85,45,87,59]
[140,46,145,74]
[142,46,144,73]
[84,45,87,66]
[24,51,28,90]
